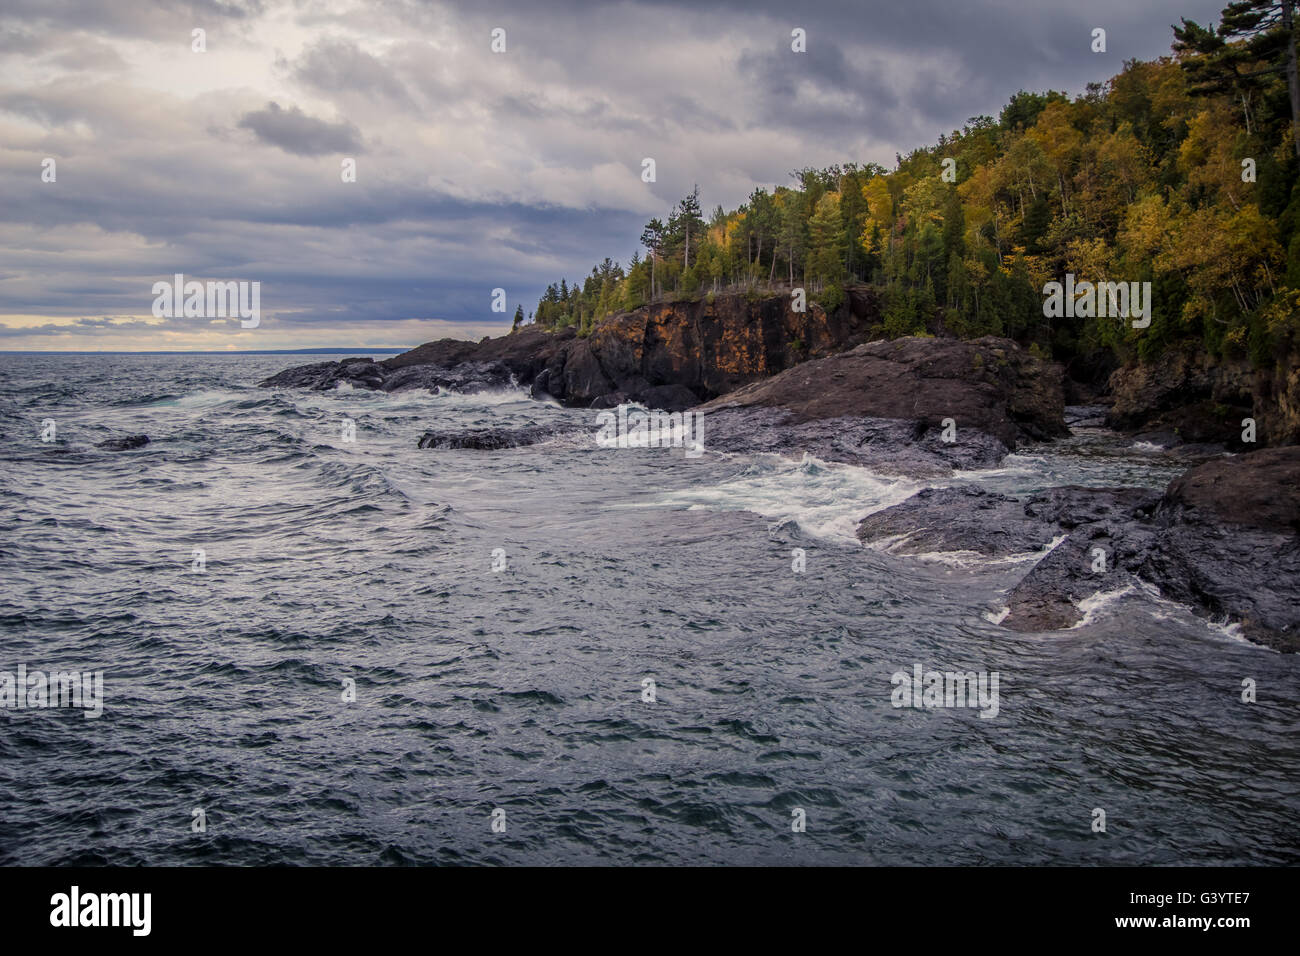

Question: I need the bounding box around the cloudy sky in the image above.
[0,0,1224,351]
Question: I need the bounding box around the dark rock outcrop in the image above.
[1107,347,1300,448]
[97,435,150,451]
[1002,507,1159,632]
[699,336,1067,474]
[856,448,1300,651]
[856,485,1129,557]
[702,336,1065,445]
[259,356,516,394]
[416,425,559,450]
[1160,446,1300,532]
[704,410,1013,476]
[262,289,884,409]
[379,361,515,394]
[259,357,388,391]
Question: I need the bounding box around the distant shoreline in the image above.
[0,348,411,355]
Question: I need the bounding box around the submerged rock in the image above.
[96,435,150,451]
[857,486,1069,556]
[1064,405,1109,429]
[416,425,559,450]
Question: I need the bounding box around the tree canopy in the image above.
[532,2,1300,374]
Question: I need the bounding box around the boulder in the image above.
[698,336,1066,473]
[416,425,559,450]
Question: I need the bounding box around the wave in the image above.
[869,532,1069,569]
[654,453,926,546]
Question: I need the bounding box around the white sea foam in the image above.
[866,532,1069,569]
[425,385,535,408]
[1068,585,1139,628]
[654,452,927,546]
[984,605,1011,625]
[159,388,245,408]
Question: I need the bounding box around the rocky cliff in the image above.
[262,287,883,411]
[1106,347,1300,449]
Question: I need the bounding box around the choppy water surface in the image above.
[0,353,1296,865]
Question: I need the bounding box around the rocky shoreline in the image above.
[259,287,882,411]
[857,449,1300,652]
[261,291,1299,650]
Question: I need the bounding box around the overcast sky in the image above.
[0,0,1225,351]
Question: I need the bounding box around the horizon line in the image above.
[0,347,415,355]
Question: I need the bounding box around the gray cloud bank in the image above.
[0,0,1225,348]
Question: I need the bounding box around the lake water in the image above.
[0,353,1295,865]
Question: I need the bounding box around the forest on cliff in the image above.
[529,0,1300,383]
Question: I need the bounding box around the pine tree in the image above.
[807,193,846,288]
[1175,1,1300,157]
[640,218,666,299]
[675,186,704,272]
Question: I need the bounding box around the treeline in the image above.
[530,0,1300,374]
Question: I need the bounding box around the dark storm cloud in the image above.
[736,38,904,140]
[292,36,415,108]
[237,102,362,155]
[479,0,1226,147]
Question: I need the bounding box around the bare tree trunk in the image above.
[1286,1,1300,158]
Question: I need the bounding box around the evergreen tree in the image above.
[674,185,704,272]
[1175,1,1300,156]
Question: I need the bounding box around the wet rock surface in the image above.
[263,304,1067,473]
[96,434,150,451]
[259,356,517,394]
[379,361,516,394]
[262,289,884,409]
[703,409,1012,477]
[416,425,561,450]
[857,449,1300,651]
[701,335,1066,447]
[1064,405,1109,429]
[699,335,1065,474]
